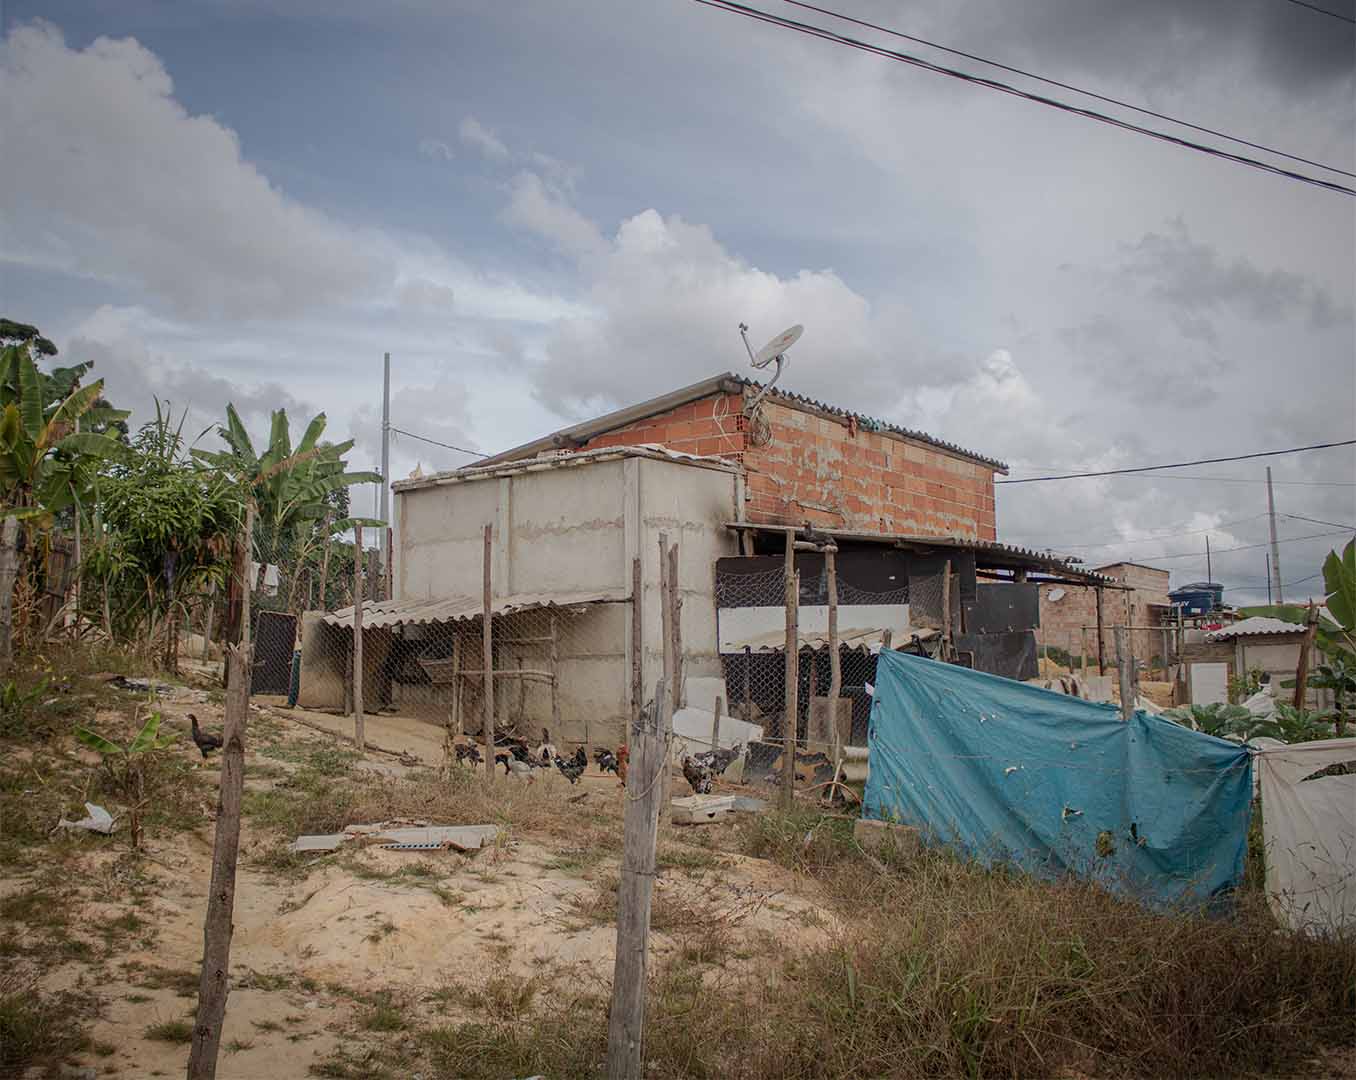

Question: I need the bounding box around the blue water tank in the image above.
[1169,581,1223,616]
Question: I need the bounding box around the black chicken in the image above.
[454,743,483,765]
[690,742,744,779]
[594,747,620,775]
[189,714,223,758]
[553,752,586,785]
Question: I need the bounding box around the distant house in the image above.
[1036,562,1171,669]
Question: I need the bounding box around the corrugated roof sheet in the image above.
[1205,616,1307,641]
[323,589,629,630]
[724,623,939,654]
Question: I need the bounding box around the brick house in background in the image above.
[479,373,1006,540]
[1036,562,1171,670]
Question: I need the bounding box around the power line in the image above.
[1136,529,1349,562]
[1008,514,1268,550]
[691,0,1356,196]
[389,426,488,458]
[1278,0,1356,24]
[1222,572,1323,592]
[1282,512,1356,531]
[996,439,1356,484]
[1103,472,1356,487]
[777,0,1355,179]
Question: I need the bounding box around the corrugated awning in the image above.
[323,589,629,630]
[1204,616,1307,641]
[723,622,938,654]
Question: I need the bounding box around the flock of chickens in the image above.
[190,711,741,797]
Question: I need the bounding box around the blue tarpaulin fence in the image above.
[863,651,1253,908]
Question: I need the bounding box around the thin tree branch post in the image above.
[482,524,494,786]
[352,524,365,752]
[1095,586,1106,676]
[630,556,643,735]
[550,611,564,753]
[606,678,668,1080]
[941,559,953,660]
[1293,603,1319,710]
[657,535,674,824]
[385,525,394,603]
[446,630,461,771]
[825,543,842,795]
[669,542,683,710]
[711,696,723,753]
[186,642,251,1080]
[318,513,332,611]
[0,514,19,673]
[782,527,799,812]
[1116,626,1135,721]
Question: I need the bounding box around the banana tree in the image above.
[1319,539,1355,659]
[0,343,127,517]
[192,405,381,626]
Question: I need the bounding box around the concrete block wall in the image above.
[581,389,998,541]
[1035,563,1172,666]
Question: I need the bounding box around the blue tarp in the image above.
[863,652,1253,908]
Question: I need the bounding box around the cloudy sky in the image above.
[2,0,1352,604]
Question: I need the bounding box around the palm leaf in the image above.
[129,712,176,752]
[16,351,44,438]
[74,725,124,756]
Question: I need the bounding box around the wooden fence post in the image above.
[482,524,494,786]
[631,555,643,733]
[825,544,842,790]
[0,515,19,672]
[711,696,723,752]
[657,536,673,823]
[782,527,799,811]
[606,677,668,1080]
[1115,626,1134,721]
[186,642,251,1080]
[352,523,364,752]
[1095,587,1106,676]
[1293,603,1319,710]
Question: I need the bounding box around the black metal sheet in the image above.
[954,630,1037,681]
[252,610,298,695]
[963,583,1040,634]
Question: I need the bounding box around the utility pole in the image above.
[1205,535,1212,588]
[380,352,391,544]
[1266,466,1283,604]
[1266,553,1272,605]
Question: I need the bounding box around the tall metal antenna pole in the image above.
[1266,466,1283,604]
[1205,534,1212,590]
[1266,553,1272,605]
[380,352,391,573]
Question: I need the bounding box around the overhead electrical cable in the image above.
[1281,512,1356,531]
[1133,529,1350,562]
[777,0,1356,178]
[1007,514,1268,550]
[1278,0,1356,24]
[995,439,1356,484]
[389,426,489,459]
[690,0,1356,196]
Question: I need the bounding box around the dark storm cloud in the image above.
[945,0,1354,99]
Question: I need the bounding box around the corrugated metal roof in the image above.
[323,589,629,630]
[470,371,1007,473]
[1204,616,1307,641]
[724,523,1123,585]
[724,623,939,654]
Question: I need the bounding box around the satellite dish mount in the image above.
[738,322,802,416]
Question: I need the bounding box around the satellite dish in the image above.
[753,324,803,369]
[1048,588,1066,602]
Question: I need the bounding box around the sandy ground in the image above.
[12,688,832,1079]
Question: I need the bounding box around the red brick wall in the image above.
[1035,563,1171,663]
[579,389,998,540]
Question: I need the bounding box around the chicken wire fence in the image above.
[714,561,936,754]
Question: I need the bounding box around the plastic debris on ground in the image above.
[56,802,116,834]
[289,821,499,854]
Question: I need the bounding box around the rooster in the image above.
[454,743,482,766]
[188,714,222,758]
[690,742,744,779]
[594,747,620,775]
[535,728,558,767]
[553,752,586,785]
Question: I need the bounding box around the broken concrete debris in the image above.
[289,822,499,854]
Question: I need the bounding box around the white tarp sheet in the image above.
[1252,736,1356,936]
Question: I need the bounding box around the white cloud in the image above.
[417,136,454,161]
[458,115,509,160]
[0,22,390,319]
[503,172,606,258]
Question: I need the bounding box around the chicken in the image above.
[594,747,620,775]
[188,714,222,758]
[691,742,743,779]
[454,743,483,765]
[535,727,558,767]
[553,753,586,785]
[681,755,714,795]
[504,757,536,782]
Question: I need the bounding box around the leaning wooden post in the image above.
[606,677,668,1080]
[782,527,799,811]
[1115,626,1134,721]
[1292,603,1319,710]
[825,544,842,787]
[1095,587,1106,675]
[482,524,494,786]
[1080,627,1088,676]
[317,514,333,610]
[385,526,394,602]
[631,556,643,731]
[657,535,674,823]
[352,524,365,752]
[941,559,953,659]
[711,696,723,752]
[668,543,683,710]
[447,630,462,769]
[0,514,19,673]
[550,611,563,748]
[186,641,251,1080]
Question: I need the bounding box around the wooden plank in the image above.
[631,556,643,735]
[825,544,842,794]
[482,524,494,786]
[186,643,251,1080]
[352,523,364,752]
[1095,587,1106,675]
[605,678,667,1080]
[658,536,674,823]
[1116,626,1134,721]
